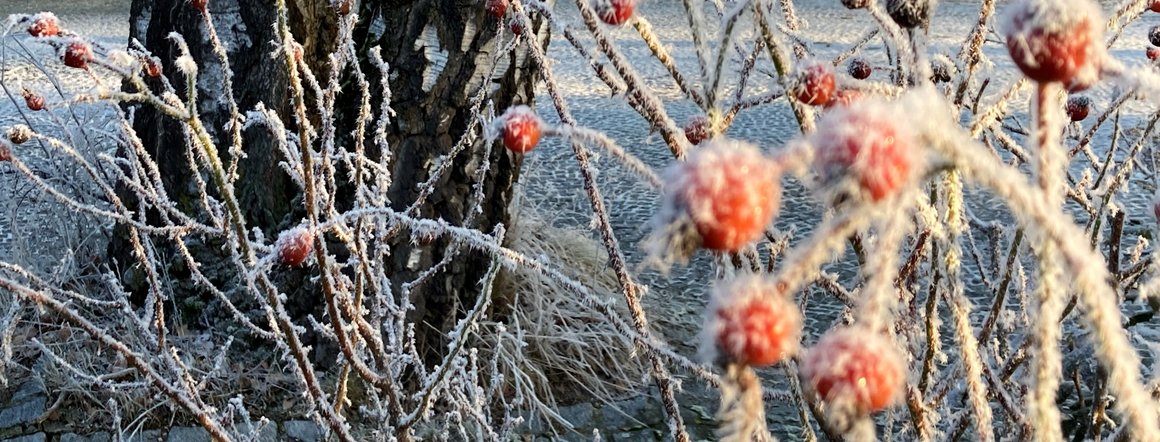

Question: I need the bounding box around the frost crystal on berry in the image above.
[684,116,710,145]
[27,12,60,38]
[810,101,916,203]
[276,227,314,267]
[791,59,836,106]
[499,105,542,153]
[646,139,782,264]
[800,328,906,414]
[1002,0,1103,87]
[1065,95,1091,121]
[847,58,872,80]
[62,40,94,70]
[701,276,801,367]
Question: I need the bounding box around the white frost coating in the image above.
[661,139,780,246]
[698,275,802,367]
[1000,0,1104,86]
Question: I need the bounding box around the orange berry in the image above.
[801,328,906,414]
[703,276,801,367]
[500,105,542,153]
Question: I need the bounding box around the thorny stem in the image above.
[514,2,690,440]
[1028,82,1065,442]
[752,0,814,134]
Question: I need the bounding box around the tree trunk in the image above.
[113,0,539,363]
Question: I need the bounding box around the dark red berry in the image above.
[62,41,93,69]
[847,58,872,80]
[684,116,710,145]
[1149,47,1160,61]
[276,227,314,267]
[1066,95,1091,122]
[22,89,45,112]
[509,17,524,36]
[143,58,162,78]
[1151,0,1160,13]
[485,0,508,20]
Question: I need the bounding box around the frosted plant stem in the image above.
[952,0,996,105]
[513,2,689,440]
[572,0,689,158]
[557,126,662,188]
[859,202,911,332]
[0,277,233,441]
[633,18,705,108]
[1028,82,1065,442]
[935,124,1160,442]
[752,0,814,134]
[680,0,712,96]
[940,170,996,442]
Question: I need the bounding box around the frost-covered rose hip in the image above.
[1066,95,1091,121]
[847,58,872,80]
[811,103,915,202]
[500,105,542,153]
[593,0,635,26]
[509,18,525,36]
[276,227,314,267]
[27,13,60,38]
[800,328,906,414]
[792,59,836,106]
[1149,47,1160,61]
[1002,0,1102,85]
[684,116,710,145]
[660,140,781,251]
[22,89,45,112]
[702,276,802,367]
[1152,0,1160,13]
[485,0,508,20]
[62,41,93,69]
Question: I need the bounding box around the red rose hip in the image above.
[662,139,782,251]
[1065,95,1091,121]
[593,0,635,26]
[811,103,915,202]
[500,105,542,153]
[62,41,93,69]
[22,89,45,112]
[703,276,802,367]
[1151,0,1160,13]
[1149,47,1160,61]
[792,59,836,106]
[485,0,508,20]
[27,13,60,38]
[276,227,314,267]
[847,58,872,80]
[1002,0,1102,85]
[801,328,906,414]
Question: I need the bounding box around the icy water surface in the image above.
[4,0,1160,439]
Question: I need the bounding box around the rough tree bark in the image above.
[112,0,540,363]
